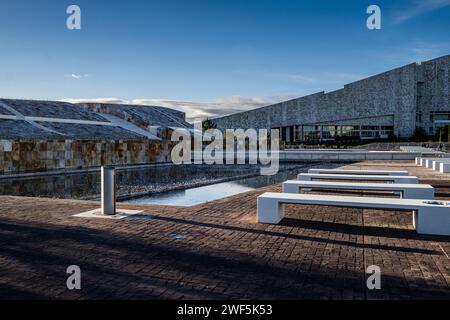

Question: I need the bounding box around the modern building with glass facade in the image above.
[212,55,450,143]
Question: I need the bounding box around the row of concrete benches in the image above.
[415,157,450,173]
[257,168,450,236]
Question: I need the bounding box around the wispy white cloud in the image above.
[410,41,450,60]
[62,95,297,122]
[270,72,317,84]
[64,73,90,79]
[377,40,450,64]
[392,0,450,24]
[321,72,368,85]
[61,70,371,122]
[233,70,317,84]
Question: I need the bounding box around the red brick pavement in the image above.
[0,183,449,300]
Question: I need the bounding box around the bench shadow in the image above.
[148,216,443,254]
[1,216,450,300]
[0,219,365,300]
[434,192,450,197]
[279,217,450,243]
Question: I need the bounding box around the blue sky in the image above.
[1,0,450,121]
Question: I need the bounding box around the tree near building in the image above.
[202,118,217,131]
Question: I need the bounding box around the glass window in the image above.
[361,131,379,138]
[298,124,393,141]
[434,113,450,121]
[340,126,359,137]
[303,125,316,132]
[302,125,320,141]
[380,126,393,136]
[321,125,337,138]
[361,126,379,131]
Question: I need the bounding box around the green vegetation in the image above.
[202,118,217,131]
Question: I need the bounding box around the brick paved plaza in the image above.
[0,161,449,300]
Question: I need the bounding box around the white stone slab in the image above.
[417,157,450,167]
[73,208,144,220]
[441,163,450,173]
[298,173,418,184]
[425,159,435,169]
[432,159,450,171]
[282,180,434,199]
[257,193,450,236]
[0,140,12,152]
[308,169,409,176]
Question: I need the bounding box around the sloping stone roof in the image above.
[0,98,189,140]
[79,103,192,129]
[0,119,147,140]
[0,105,13,115]
[0,99,106,121]
[98,113,161,140]
[36,122,146,140]
[0,120,61,140]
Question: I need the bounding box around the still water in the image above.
[126,181,255,206]
[124,168,311,206]
[0,163,342,203]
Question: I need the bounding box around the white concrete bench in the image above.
[431,159,450,172]
[439,162,450,173]
[432,159,448,170]
[257,193,450,236]
[282,180,434,199]
[416,157,437,166]
[298,173,419,184]
[308,169,409,176]
[415,157,450,172]
[416,157,449,168]
[416,157,435,167]
[422,158,450,170]
[425,159,436,169]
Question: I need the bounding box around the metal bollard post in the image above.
[101,166,116,215]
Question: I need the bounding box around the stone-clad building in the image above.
[212,55,450,142]
[0,99,192,174]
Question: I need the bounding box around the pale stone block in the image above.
[0,140,12,152]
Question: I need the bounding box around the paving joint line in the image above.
[437,243,450,260]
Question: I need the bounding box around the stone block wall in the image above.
[0,139,175,174]
[212,55,450,139]
[212,62,419,138]
[417,55,450,134]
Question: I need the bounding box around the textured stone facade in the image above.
[213,55,450,141]
[416,55,450,135]
[0,139,174,174]
[78,103,192,131]
[0,99,189,174]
